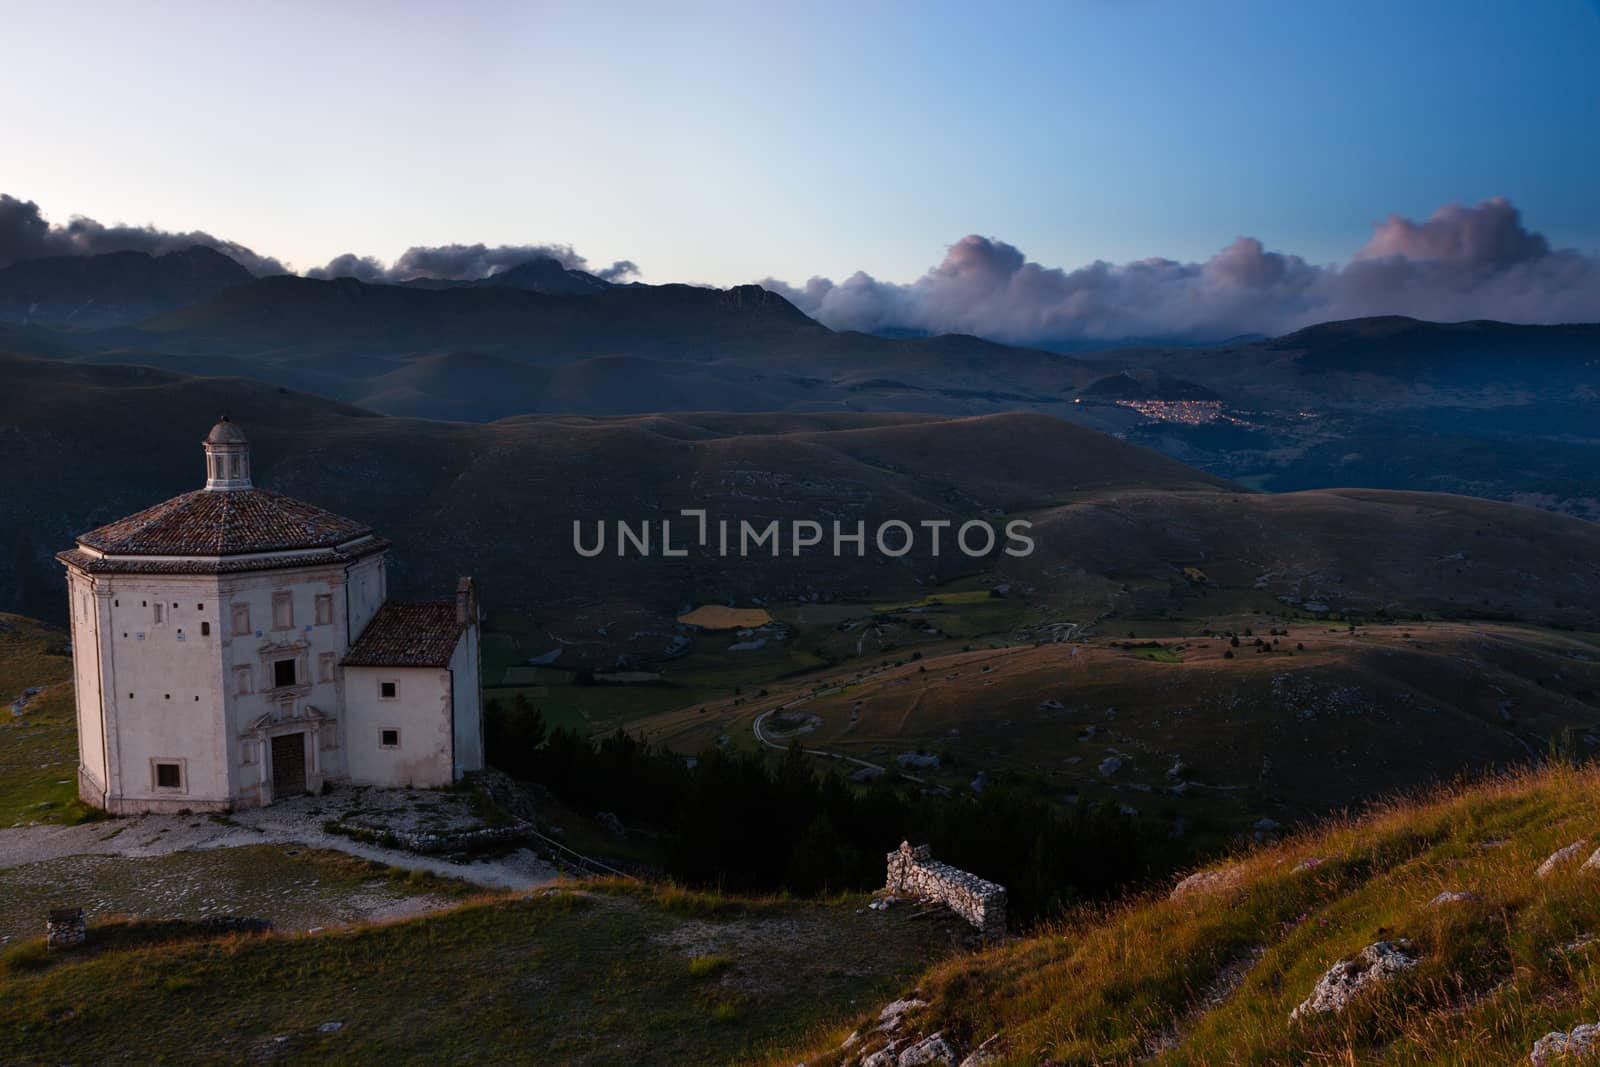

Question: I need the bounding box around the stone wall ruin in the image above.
[885,841,1007,938]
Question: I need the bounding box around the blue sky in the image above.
[4,0,1598,289]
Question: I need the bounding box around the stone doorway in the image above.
[271,732,307,797]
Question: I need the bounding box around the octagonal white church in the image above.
[58,417,484,814]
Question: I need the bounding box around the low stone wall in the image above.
[46,909,86,951]
[885,841,1007,939]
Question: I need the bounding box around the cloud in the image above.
[0,192,642,286]
[307,243,641,283]
[761,198,1600,346]
[0,193,288,276]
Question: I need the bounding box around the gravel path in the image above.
[0,787,560,890]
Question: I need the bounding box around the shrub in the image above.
[688,954,733,978]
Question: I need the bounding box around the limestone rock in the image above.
[878,998,929,1031]
[1170,864,1244,900]
[1537,840,1588,878]
[1289,940,1419,1021]
[1580,847,1600,874]
[861,1043,901,1067]
[1530,1022,1600,1065]
[1427,890,1478,907]
[897,1032,956,1066]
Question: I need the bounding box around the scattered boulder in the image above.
[1289,940,1419,1021]
[897,1032,956,1066]
[1098,756,1123,776]
[1581,847,1600,874]
[1427,890,1479,907]
[861,1045,901,1067]
[1170,864,1245,901]
[318,1022,344,1033]
[1292,857,1324,873]
[1537,840,1588,878]
[877,997,929,1032]
[1530,1022,1600,1065]
[896,753,941,771]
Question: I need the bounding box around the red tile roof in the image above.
[76,487,373,556]
[343,601,465,668]
[56,541,389,576]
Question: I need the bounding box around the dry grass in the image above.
[777,763,1600,1065]
[677,605,775,630]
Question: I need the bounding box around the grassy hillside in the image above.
[776,762,1600,1066]
[0,613,92,826]
[0,882,968,1066]
[637,619,1600,827]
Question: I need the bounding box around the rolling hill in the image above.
[4,352,1598,655]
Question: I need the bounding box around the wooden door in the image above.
[270,732,306,797]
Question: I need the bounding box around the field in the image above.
[632,615,1600,832]
[773,762,1600,1066]
[0,882,967,1066]
[0,614,94,827]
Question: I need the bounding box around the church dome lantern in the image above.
[203,415,252,490]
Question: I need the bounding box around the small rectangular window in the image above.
[201,621,211,636]
[315,594,333,626]
[232,604,251,636]
[272,592,293,630]
[380,729,400,749]
[153,603,164,624]
[379,680,398,700]
[234,666,253,695]
[154,762,182,790]
[318,652,335,683]
[273,658,297,688]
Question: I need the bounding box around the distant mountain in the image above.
[400,255,613,295]
[1076,369,1219,402]
[0,246,255,329]
[0,250,1595,520]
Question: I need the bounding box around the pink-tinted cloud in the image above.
[761,198,1600,345]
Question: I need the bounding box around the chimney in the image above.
[455,577,477,627]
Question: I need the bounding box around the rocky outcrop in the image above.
[1170,864,1245,900]
[896,1032,955,1065]
[1530,1022,1600,1064]
[1537,840,1587,878]
[1289,940,1419,1021]
[1427,890,1478,907]
[885,843,1006,939]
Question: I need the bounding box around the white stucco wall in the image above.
[64,552,394,813]
[66,571,108,803]
[96,574,230,812]
[343,666,455,788]
[220,563,359,806]
[345,554,386,646]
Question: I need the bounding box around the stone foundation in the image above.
[885,841,1007,939]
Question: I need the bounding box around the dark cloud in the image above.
[761,198,1600,346]
[308,243,642,283]
[0,193,288,276]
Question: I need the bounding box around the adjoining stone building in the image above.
[57,417,484,814]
